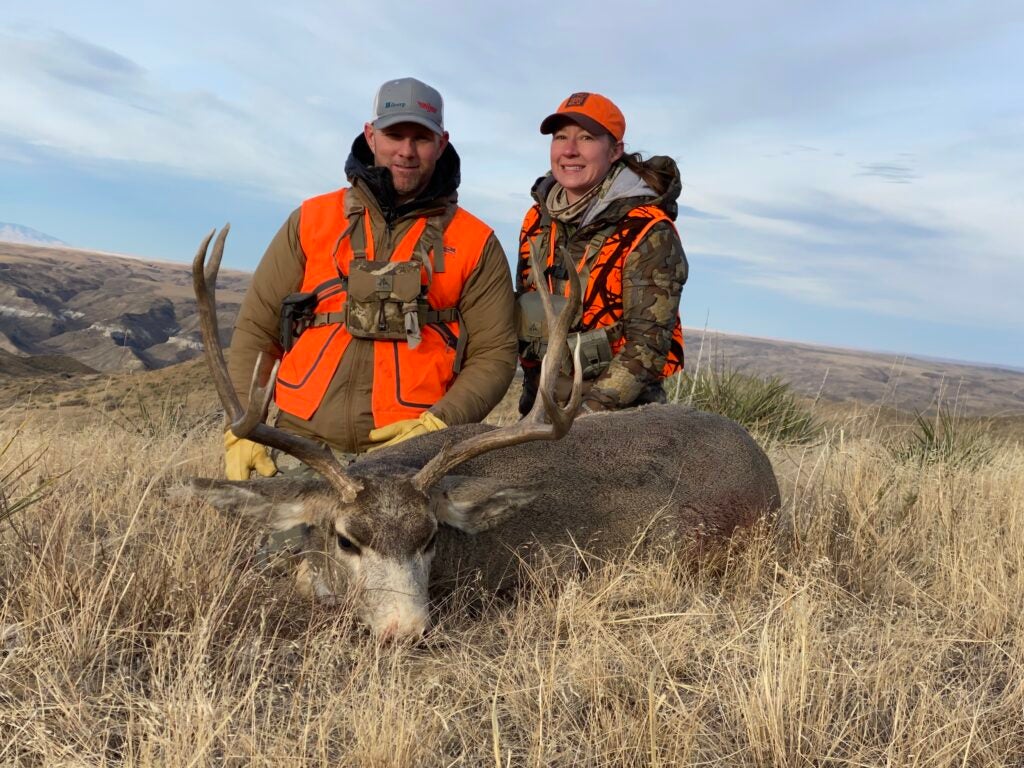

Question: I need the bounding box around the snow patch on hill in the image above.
[0,223,67,246]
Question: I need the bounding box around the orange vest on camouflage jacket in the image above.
[274,187,492,427]
[518,204,684,377]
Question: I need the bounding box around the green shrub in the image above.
[892,408,995,468]
[0,431,51,524]
[667,366,819,443]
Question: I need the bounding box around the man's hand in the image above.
[366,412,446,452]
[224,430,278,480]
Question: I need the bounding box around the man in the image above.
[225,77,517,479]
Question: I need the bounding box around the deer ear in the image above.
[430,476,543,534]
[185,478,315,531]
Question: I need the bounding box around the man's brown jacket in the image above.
[228,136,516,452]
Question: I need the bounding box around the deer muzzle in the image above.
[356,552,432,640]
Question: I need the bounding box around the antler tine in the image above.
[192,226,362,502]
[411,239,583,492]
[230,351,278,437]
[538,334,584,436]
[523,237,583,427]
[193,227,243,426]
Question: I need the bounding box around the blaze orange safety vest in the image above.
[274,188,492,426]
[518,204,684,377]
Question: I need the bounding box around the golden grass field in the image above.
[1,376,1022,766]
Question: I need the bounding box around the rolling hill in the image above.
[0,241,248,373]
[2,241,1021,417]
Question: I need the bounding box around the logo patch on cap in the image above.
[417,100,438,114]
[565,92,590,107]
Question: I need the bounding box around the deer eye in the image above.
[336,534,361,555]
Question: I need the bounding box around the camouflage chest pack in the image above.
[516,232,618,380]
[280,211,460,354]
[516,290,616,379]
[346,258,426,342]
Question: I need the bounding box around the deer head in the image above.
[188,225,581,639]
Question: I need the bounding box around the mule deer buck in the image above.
[187,227,780,640]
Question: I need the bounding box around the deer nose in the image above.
[378,612,429,642]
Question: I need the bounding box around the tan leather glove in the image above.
[224,430,278,480]
[366,412,446,453]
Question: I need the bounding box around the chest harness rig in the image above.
[517,204,685,379]
[274,188,491,426]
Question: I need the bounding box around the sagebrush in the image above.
[668,365,819,444]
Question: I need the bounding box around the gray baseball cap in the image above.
[371,77,445,134]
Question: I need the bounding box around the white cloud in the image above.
[1,0,1022,363]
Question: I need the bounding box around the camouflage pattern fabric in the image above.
[345,259,424,340]
[584,221,686,409]
[516,157,688,413]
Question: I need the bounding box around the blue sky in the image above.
[1,1,1022,368]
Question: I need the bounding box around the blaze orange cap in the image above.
[540,92,625,142]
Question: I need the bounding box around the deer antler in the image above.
[411,240,583,492]
[193,226,362,502]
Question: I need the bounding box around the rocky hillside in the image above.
[0,242,248,373]
[1,241,1022,416]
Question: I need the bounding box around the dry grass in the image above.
[1,397,1023,766]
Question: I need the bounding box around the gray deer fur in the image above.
[190,403,779,634]
[188,225,779,639]
[373,404,778,587]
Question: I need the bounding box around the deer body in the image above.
[373,405,779,590]
[192,404,779,635]
[188,227,779,639]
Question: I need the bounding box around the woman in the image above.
[516,92,687,415]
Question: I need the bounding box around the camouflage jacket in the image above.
[516,156,688,412]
